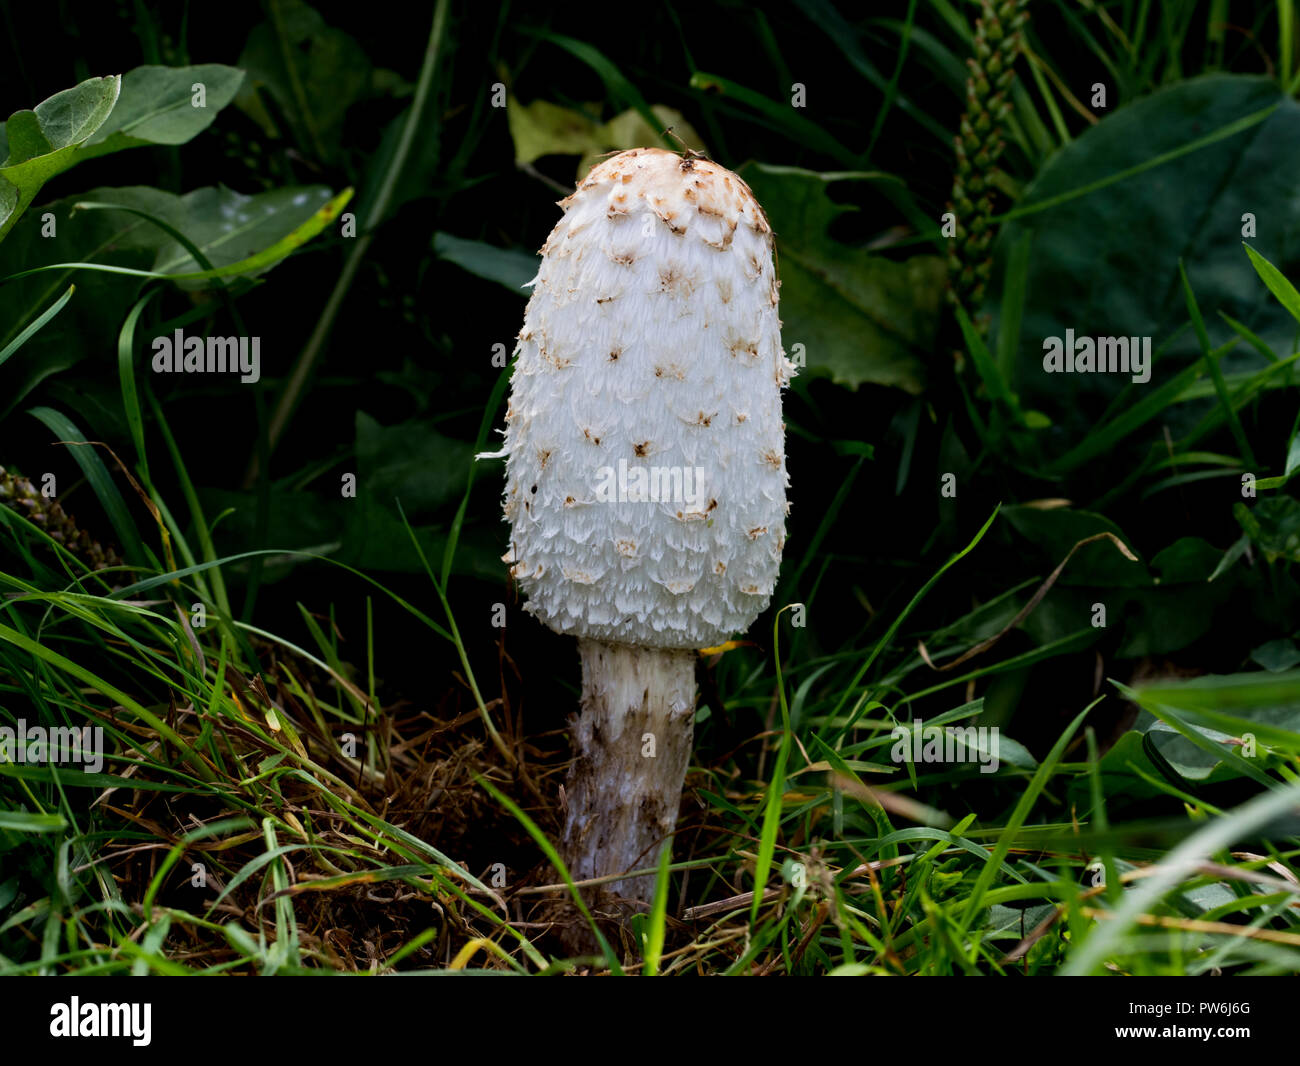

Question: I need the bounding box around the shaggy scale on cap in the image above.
[498,147,794,649]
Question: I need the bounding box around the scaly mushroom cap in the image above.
[499,147,793,649]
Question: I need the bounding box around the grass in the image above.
[3,421,1299,973]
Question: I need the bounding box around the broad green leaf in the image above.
[79,64,244,156]
[433,232,537,295]
[1116,537,1235,656]
[142,184,336,284]
[0,76,121,241]
[739,164,944,393]
[0,66,244,242]
[997,512,1232,658]
[988,75,1299,453]
[235,0,371,162]
[354,411,477,517]
[507,97,603,167]
[1144,719,1242,781]
[1251,639,1300,672]
[1002,506,1147,587]
[1127,671,1300,778]
[0,184,336,401]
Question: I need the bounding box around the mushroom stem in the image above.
[561,639,696,923]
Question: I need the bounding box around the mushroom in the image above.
[493,147,793,940]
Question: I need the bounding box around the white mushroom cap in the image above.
[498,147,793,649]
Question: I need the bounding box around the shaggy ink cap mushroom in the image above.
[484,148,794,940]
[499,147,794,650]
